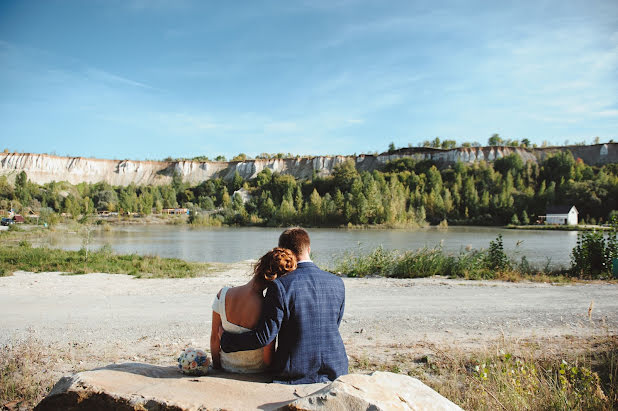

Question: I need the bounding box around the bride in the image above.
[210,247,297,373]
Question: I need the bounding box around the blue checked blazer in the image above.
[220,261,348,384]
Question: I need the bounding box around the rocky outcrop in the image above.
[285,371,463,411]
[2,144,616,186]
[35,364,462,411]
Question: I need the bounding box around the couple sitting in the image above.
[210,227,348,384]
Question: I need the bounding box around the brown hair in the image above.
[278,227,310,258]
[253,247,297,288]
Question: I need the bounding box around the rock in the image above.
[285,371,463,411]
[35,363,324,411]
[36,365,462,411]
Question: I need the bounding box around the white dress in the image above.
[211,286,267,373]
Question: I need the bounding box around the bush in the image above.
[570,230,617,278]
[485,234,511,271]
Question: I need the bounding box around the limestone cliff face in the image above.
[1,144,616,186]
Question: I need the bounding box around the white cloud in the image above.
[597,110,618,117]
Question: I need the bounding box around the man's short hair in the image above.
[278,227,310,257]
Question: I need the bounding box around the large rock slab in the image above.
[35,364,462,411]
[285,371,462,411]
[35,363,324,411]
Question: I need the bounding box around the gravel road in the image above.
[1,265,617,359]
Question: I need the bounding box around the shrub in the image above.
[570,230,617,278]
[485,234,511,271]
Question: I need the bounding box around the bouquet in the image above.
[177,347,210,376]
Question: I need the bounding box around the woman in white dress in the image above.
[210,247,297,373]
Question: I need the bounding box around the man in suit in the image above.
[220,227,348,384]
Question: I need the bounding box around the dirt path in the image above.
[2,265,616,357]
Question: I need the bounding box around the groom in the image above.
[220,227,348,384]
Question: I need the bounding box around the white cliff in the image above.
[1,144,615,186]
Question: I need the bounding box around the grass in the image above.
[5,336,615,410]
[330,245,571,281]
[0,241,215,278]
[0,339,60,409]
[349,336,618,410]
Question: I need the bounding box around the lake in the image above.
[45,225,579,268]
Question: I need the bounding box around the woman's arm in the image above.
[210,289,224,369]
[210,311,222,369]
[262,340,275,367]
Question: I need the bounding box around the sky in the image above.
[0,0,617,160]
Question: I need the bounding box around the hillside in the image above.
[0,144,616,186]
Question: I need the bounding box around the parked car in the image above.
[1,217,14,226]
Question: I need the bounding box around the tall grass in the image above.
[0,242,214,278]
[428,343,618,410]
[0,339,59,409]
[331,244,566,280]
[332,245,498,279]
[349,337,618,410]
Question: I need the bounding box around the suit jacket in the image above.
[220,261,348,384]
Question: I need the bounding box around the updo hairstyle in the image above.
[253,247,297,288]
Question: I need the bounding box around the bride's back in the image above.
[223,285,263,330]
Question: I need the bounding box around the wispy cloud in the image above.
[85,68,153,90]
[597,110,618,117]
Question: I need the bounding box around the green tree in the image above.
[221,187,231,209]
[521,210,530,225]
[294,185,304,213]
[231,171,244,192]
[333,159,359,190]
[488,133,502,146]
[541,151,575,184]
[15,171,31,204]
[255,168,272,187]
[494,154,524,176]
[94,190,118,211]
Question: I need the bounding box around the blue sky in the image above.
[1,0,617,160]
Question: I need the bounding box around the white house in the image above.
[546,205,578,225]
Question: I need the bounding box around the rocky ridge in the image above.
[1,144,615,186]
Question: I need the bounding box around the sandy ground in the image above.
[2,263,617,364]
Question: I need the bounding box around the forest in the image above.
[1,150,617,227]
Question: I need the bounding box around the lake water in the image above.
[46,225,578,268]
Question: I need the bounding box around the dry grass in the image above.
[0,338,63,410]
[349,335,618,410]
[2,335,616,410]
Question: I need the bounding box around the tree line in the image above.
[1,150,617,227]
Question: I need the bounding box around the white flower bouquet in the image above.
[177,347,210,376]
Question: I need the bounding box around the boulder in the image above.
[285,371,462,411]
[35,364,462,411]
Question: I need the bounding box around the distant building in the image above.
[545,205,578,225]
[13,215,25,223]
[162,208,189,215]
